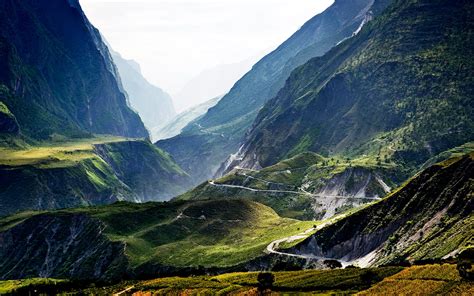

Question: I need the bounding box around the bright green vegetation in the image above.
[0,278,67,294]
[290,153,474,266]
[240,0,474,178]
[1,151,471,281]
[80,200,314,268]
[0,101,13,117]
[0,136,192,216]
[179,152,397,220]
[360,264,474,295]
[0,199,315,280]
[0,135,127,168]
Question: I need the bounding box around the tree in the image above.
[360,270,380,285]
[257,272,275,294]
[457,248,474,281]
[323,259,342,269]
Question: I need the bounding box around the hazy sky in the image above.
[81,0,334,94]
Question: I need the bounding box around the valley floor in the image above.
[1,264,471,295]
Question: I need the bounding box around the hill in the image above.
[0,154,471,282]
[0,137,191,216]
[179,152,398,220]
[0,199,313,281]
[2,264,472,295]
[288,153,473,266]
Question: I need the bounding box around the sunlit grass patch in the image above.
[358,264,473,295]
[0,135,128,168]
[0,278,67,294]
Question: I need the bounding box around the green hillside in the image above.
[289,152,474,266]
[0,136,192,216]
[179,152,399,220]
[0,199,314,281]
[0,99,19,135]
[1,154,471,282]
[238,0,474,175]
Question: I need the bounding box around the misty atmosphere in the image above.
[0,0,472,294]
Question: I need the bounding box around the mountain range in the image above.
[152,95,221,141]
[156,0,391,188]
[235,0,473,172]
[110,49,176,134]
[0,0,472,292]
[173,58,257,112]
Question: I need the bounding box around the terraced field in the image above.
[2,265,470,295]
[359,264,474,295]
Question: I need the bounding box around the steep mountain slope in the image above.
[152,96,221,141]
[111,50,176,132]
[288,153,474,266]
[0,137,191,216]
[179,152,397,220]
[0,200,313,281]
[0,0,148,139]
[156,0,385,186]
[0,98,18,135]
[237,0,474,171]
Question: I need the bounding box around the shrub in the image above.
[257,272,275,294]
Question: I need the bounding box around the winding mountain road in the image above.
[208,171,385,265]
[208,180,381,200]
[265,218,349,265]
[113,285,135,296]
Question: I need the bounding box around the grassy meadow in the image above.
[0,135,128,168]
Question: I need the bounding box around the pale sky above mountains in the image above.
[81,0,333,96]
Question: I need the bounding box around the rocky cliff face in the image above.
[289,154,474,266]
[0,0,148,139]
[0,214,128,281]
